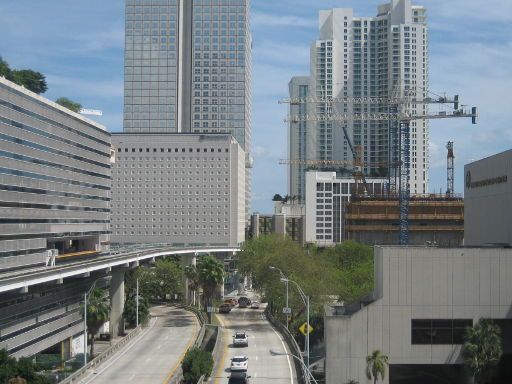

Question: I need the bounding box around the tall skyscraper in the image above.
[124,0,252,217]
[288,0,428,201]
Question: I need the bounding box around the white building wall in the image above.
[289,1,429,198]
[111,134,245,247]
[464,149,512,246]
[325,246,512,384]
[305,171,387,246]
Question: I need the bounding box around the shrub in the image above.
[181,348,213,384]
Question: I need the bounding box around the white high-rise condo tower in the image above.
[288,0,428,201]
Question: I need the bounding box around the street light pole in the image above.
[269,349,318,384]
[136,278,139,327]
[83,278,101,367]
[83,292,87,367]
[281,278,310,371]
[269,266,289,330]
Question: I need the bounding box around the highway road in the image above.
[80,306,199,384]
[210,302,297,384]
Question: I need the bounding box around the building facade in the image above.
[305,171,387,246]
[124,0,252,217]
[111,133,245,247]
[288,0,429,201]
[464,149,512,247]
[325,246,512,384]
[346,195,464,246]
[0,77,111,271]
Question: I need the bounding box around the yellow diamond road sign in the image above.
[299,322,314,336]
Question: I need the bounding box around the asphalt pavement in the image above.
[79,305,199,384]
[210,301,297,384]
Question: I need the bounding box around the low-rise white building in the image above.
[305,171,387,246]
[464,149,512,246]
[325,246,512,384]
[111,133,245,247]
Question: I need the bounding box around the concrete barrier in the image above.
[59,324,144,384]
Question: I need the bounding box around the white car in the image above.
[230,355,249,372]
[250,301,260,309]
[233,331,249,347]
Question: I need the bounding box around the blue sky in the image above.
[1,0,511,212]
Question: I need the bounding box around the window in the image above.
[411,319,472,345]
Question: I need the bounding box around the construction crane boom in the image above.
[286,108,477,124]
[279,95,459,106]
[282,90,477,245]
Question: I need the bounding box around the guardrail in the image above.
[266,310,307,384]
[59,325,144,384]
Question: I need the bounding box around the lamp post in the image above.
[136,278,139,327]
[280,277,310,370]
[269,266,289,330]
[83,278,102,367]
[269,349,318,384]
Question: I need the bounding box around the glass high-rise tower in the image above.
[124,0,252,218]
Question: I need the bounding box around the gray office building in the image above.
[124,0,252,217]
[0,77,111,271]
[111,133,245,247]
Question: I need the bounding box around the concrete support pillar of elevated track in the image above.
[109,266,127,337]
[182,253,197,306]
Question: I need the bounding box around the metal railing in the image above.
[59,325,144,384]
[266,310,307,384]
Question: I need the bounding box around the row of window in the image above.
[0,97,110,148]
[118,147,228,153]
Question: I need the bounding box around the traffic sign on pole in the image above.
[299,322,313,336]
[282,307,292,315]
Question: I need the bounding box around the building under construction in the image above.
[345,194,464,246]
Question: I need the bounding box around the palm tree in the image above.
[366,350,389,384]
[82,288,110,358]
[463,318,502,384]
[184,265,200,306]
[196,255,224,310]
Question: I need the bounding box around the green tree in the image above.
[366,350,388,384]
[184,264,200,305]
[196,255,224,309]
[463,318,502,384]
[55,97,82,113]
[0,57,12,79]
[0,349,17,384]
[126,259,183,303]
[181,348,213,384]
[124,292,150,327]
[10,69,47,94]
[0,349,51,384]
[82,288,110,358]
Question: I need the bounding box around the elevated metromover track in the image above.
[0,246,239,294]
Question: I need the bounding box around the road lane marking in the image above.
[80,318,157,383]
[255,356,258,361]
[213,329,229,384]
[162,312,200,384]
[269,321,294,384]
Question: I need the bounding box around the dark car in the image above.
[219,303,231,313]
[238,297,251,308]
[229,372,250,384]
